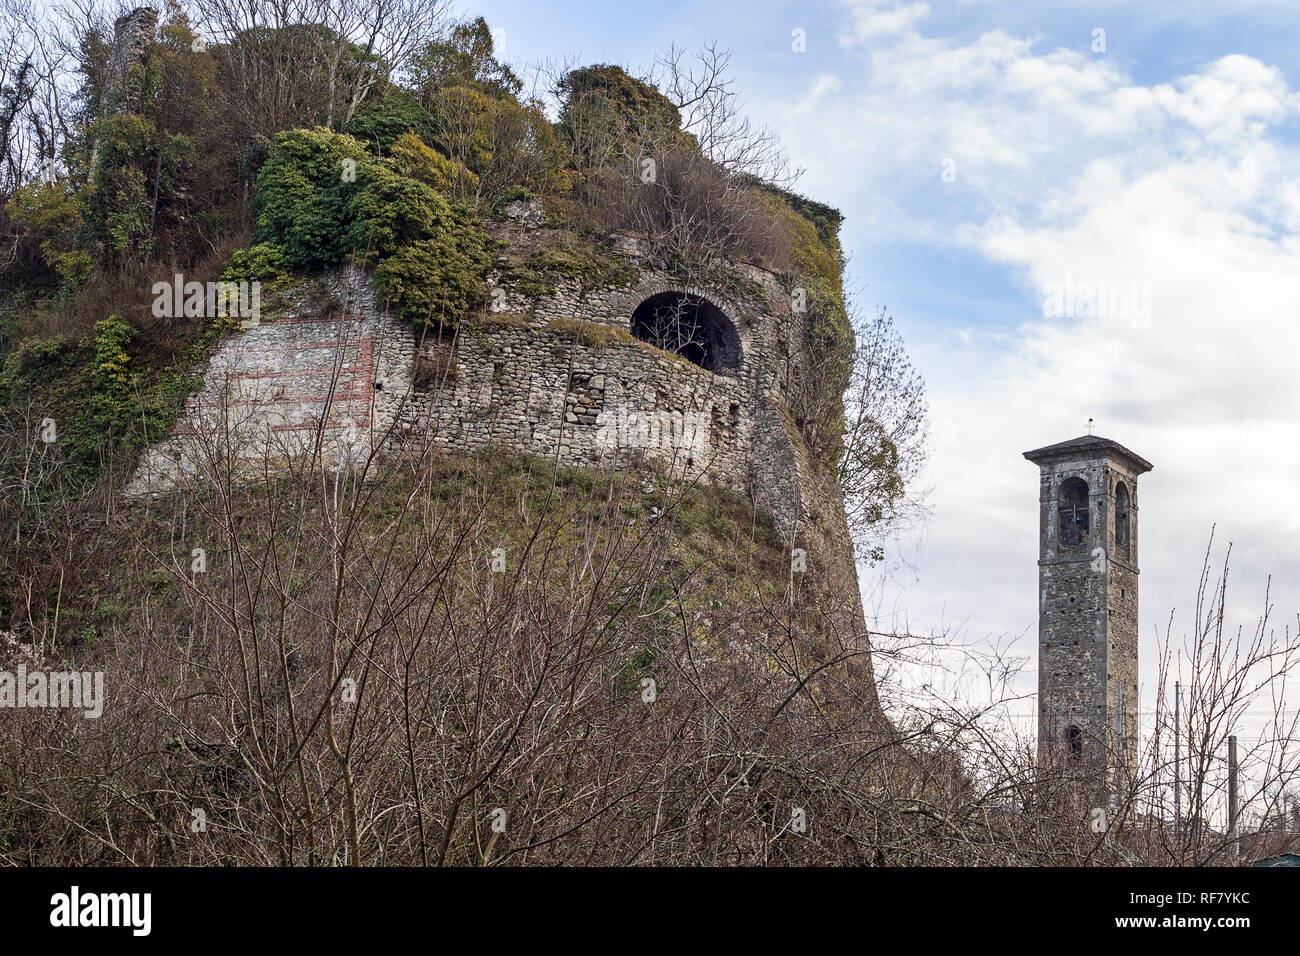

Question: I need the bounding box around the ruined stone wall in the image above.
[105,7,159,115]
[127,270,412,496]
[125,238,871,651]
[399,319,748,479]
[392,236,810,534]
[125,254,809,521]
[123,228,879,717]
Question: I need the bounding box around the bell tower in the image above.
[1024,434,1152,804]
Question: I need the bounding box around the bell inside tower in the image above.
[1057,476,1090,548]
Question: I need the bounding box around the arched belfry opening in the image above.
[630,292,741,375]
[1115,481,1131,560]
[1057,477,1090,548]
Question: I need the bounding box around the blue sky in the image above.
[468,0,1300,733]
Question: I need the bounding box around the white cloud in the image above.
[840,1,932,44]
[801,74,843,110]
[758,8,1300,722]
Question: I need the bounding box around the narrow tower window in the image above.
[1115,482,1131,560]
[1066,725,1083,762]
[1057,477,1090,548]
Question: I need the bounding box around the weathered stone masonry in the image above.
[127,272,413,495]
[125,225,876,707]
[1025,435,1152,804]
[130,234,823,547]
[395,234,810,535]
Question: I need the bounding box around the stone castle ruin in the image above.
[103,6,159,114]
[117,4,871,672]
[129,223,846,556]
[102,3,854,566]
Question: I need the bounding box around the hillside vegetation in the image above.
[0,3,945,866]
[2,448,902,864]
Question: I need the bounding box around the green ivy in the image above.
[373,228,493,324]
[221,242,292,287]
[346,160,445,259]
[253,126,494,327]
[253,127,368,270]
[755,189,855,467]
[0,313,217,482]
[90,316,132,395]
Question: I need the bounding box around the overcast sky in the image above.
[470,0,1300,732]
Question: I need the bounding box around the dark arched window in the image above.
[630,292,741,375]
[1115,482,1131,560]
[1058,477,1090,548]
[1066,725,1083,762]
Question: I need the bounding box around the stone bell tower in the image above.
[1024,434,1152,804]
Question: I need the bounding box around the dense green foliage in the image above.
[253,127,369,269]
[5,180,90,287]
[252,127,493,323]
[428,83,568,205]
[0,8,866,496]
[346,159,449,258]
[6,10,221,284]
[557,64,688,159]
[372,232,492,323]
[0,314,208,481]
[409,17,522,99]
[220,242,293,288]
[345,91,439,152]
[388,132,479,195]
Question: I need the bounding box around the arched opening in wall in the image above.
[1115,481,1131,560]
[1058,477,1090,548]
[1066,725,1083,762]
[630,292,741,375]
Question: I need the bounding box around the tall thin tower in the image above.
[1024,435,1152,805]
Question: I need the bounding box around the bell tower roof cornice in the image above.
[1023,435,1152,475]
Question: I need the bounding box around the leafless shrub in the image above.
[0,322,898,865]
[193,0,453,137]
[3,352,1296,866]
[587,147,791,278]
[836,306,929,560]
[651,42,800,187]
